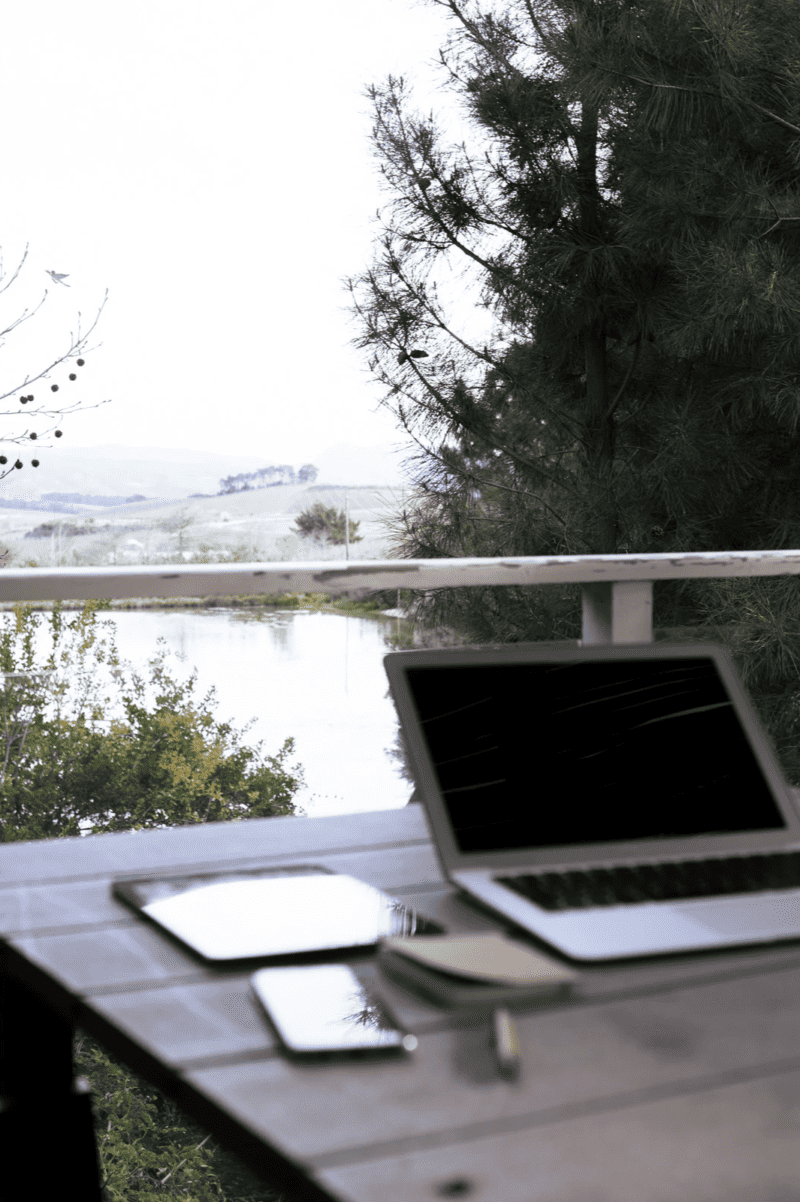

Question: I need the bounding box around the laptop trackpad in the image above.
[678,894,800,938]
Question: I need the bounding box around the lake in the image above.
[79,608,414,819]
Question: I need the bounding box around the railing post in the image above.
[582,581,653,644]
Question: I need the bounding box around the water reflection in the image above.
[99,607,411,818]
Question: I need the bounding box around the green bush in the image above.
[292,501,362,546]
[74,1033,279,1201]
[0,601,304,841]
[0,600,297,1198]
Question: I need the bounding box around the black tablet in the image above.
[113,864,442,961]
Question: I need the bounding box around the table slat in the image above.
[4,805,800,1202]
[0,807,433,885]
[313,1068,800,1202]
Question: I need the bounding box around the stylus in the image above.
[492,1006,521,1080]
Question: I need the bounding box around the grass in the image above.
[0,590,415,621]
[0,497,421,624]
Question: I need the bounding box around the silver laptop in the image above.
[384,641,800,961]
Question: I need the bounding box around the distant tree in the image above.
[219,473,240,494]
[24,521,94,539]
[0,245,109,481]
[293,501,363,546]
[219,472,243,494]
[298,463,319,484]
[41,493,147,506]
[260,466,284,487]
[219,464,299,494]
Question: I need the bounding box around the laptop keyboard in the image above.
[498,851,800,911]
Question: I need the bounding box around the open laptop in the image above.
[384,641,800,961]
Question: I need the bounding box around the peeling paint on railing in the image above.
[0,550,799,603]
[0,552,796,646]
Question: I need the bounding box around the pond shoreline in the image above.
[0,593,719,646]
[0,602,416,818]
[0,592,412,620]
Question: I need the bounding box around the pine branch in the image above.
[389,410,591,548]
[594,63,800,138]
[605,335,642,422]
[386,252,587,447]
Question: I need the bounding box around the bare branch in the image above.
[0,291,49,345]
[0,245,29,297]
[0,265,110,480]
[0,290,108,404]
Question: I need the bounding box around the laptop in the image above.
[384,641,800,961]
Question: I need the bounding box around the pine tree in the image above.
[347,0,800,645]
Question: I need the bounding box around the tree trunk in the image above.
[576,97,618,553]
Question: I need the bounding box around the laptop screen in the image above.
[402,656,787,854]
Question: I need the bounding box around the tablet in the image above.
[113,864,442,961]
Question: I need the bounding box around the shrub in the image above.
[0,601,304,841]
[0,600,298,1199]
[292,501,362,546]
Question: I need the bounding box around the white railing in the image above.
[2,549,800,642]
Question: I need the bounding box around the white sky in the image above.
[0,0,478,467]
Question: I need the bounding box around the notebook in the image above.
[384,641,800,961]
[378,932,577,1008]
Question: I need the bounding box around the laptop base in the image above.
[455,872,800,961]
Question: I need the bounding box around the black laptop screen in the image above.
[403,657,786,853]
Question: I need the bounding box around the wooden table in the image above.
[2,803,800,1201]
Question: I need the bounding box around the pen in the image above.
[492,1006,521,1080]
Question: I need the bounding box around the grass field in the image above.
[0,484,413,568]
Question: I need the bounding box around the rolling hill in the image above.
[0,441,416,503]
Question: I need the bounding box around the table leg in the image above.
[0,970,103,1200]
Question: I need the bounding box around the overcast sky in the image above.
[0,0,475,468]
